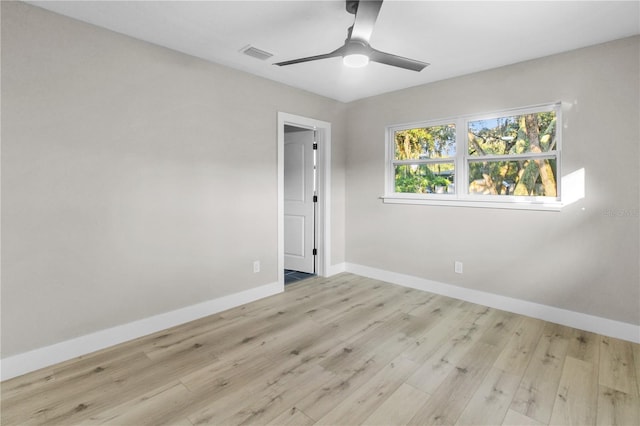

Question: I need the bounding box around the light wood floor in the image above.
[2,273,639,425]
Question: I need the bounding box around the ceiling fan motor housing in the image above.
[346,39,369,55]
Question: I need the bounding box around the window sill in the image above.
[380,195,563,211]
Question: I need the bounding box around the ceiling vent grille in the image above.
[240,45,273,61]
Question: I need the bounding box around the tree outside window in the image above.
[385,103,561,208]
[393,124,456,194]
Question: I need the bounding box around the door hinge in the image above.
[313,195,318,203]
[313,143,318,150]
[313,248,317,256]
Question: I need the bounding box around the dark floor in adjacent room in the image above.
[284,269,315,285]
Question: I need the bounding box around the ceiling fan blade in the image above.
[274,46,345,67]
[369,48,429,72]
[350,0,383,42]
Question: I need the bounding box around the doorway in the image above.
[278,113,331,287]
[284,125,316,281]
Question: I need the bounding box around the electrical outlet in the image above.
[253,261,260,273]
[454,261,463,274]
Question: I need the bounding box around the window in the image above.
[392,123,456,195]
[385,103,562,210]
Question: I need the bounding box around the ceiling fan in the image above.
[274,0,429,72]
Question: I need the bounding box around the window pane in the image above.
[394,124,456,160]
[468,159,557,197]
[395,163,455,194]
[468,111,556,156]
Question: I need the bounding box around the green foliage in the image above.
[395,173,429,194]
[394,124,456,194]
[392,111,558,197]
[468,112,556,156]
[395,164,453,194]
[467,111,558,196]
[394,124,456,160]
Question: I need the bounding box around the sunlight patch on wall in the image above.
[561,167,585,207]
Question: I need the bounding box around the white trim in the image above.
[278,112,332,282]
[381,196,563,211]
[0,281,283,381]
[325,262,347,277]
[346,263,640,344]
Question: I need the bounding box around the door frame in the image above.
[277,112,331,286]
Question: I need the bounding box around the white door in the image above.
[284,127,315,273]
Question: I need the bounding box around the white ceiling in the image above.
[27,0,640,102]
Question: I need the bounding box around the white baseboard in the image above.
[346,263,640,344]
[1,281,283,381]
[4,266,637,381]
[325,262,347,277]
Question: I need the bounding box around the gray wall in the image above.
[345,36,640,326]
[1,1,347,357]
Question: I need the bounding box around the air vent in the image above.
[240,45,273,61]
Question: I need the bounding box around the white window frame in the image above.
[384,103,563,211]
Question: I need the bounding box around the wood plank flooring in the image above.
[2,273,639,425]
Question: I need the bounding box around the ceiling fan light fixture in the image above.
[343,53,369,68]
